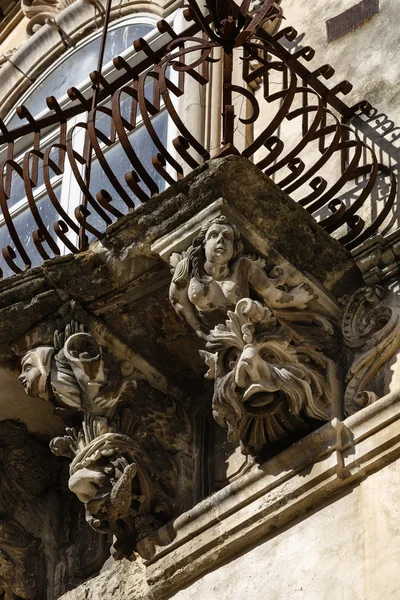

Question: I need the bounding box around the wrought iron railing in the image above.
[0,0,397,277]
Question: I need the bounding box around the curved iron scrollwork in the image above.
[0,0,397,276]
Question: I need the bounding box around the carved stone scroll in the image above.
[17,315,192,559]
[21,0,77,36]
[342,286,400,416]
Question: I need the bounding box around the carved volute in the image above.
[17,308,193,560]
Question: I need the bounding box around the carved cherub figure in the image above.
[169,215,315,339]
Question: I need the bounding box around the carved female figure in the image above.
[169,215,315,338]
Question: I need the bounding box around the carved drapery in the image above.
[18,313,192,559]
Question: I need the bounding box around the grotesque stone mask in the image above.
[201,299,332,455]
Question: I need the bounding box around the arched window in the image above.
[6,17,155,126]
[0,15,170,277]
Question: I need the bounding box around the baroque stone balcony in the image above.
[1,155,400,599]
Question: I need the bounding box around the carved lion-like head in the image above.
[200,299,330,455]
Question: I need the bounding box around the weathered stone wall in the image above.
[280,0,400,121]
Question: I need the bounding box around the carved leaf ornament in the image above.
[342,286,400,415]
[201,298,332,454]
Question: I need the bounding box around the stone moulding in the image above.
[137,389,400,598]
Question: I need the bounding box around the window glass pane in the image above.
[86,110,168,237]
[0,186,61,278]
[7,22,153,127]
[5,142,62,208]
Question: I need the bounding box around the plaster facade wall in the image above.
[279,0,400,123]
[169,461,400,600]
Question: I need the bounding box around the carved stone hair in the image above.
[172,216,244,286]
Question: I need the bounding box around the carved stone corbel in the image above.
[342,286,400,416]
[200,298,333,454]
[17,309,193,559]
[156,205,340,456]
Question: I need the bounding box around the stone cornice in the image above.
[138,388,400,598]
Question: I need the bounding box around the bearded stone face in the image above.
[201,299,330,454]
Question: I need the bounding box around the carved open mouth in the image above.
[242,383,276,402]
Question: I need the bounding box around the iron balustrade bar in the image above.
[0,0,396,277]
[0,18,206,146]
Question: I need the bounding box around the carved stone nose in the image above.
[69,468,108,504]
[235,345,257,388]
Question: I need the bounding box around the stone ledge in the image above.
[137,390,400,598]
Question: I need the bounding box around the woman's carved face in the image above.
[204,223,235,265]
[19,352,44,398]
[19,347,54,400]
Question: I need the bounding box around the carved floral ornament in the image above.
[169,215,338,454]
[18,317,189,559]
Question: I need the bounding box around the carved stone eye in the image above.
[259,349,276,363]
[224,348,240,371]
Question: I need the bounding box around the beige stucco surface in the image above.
[169,460,400,600]
[280,0,400,120]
